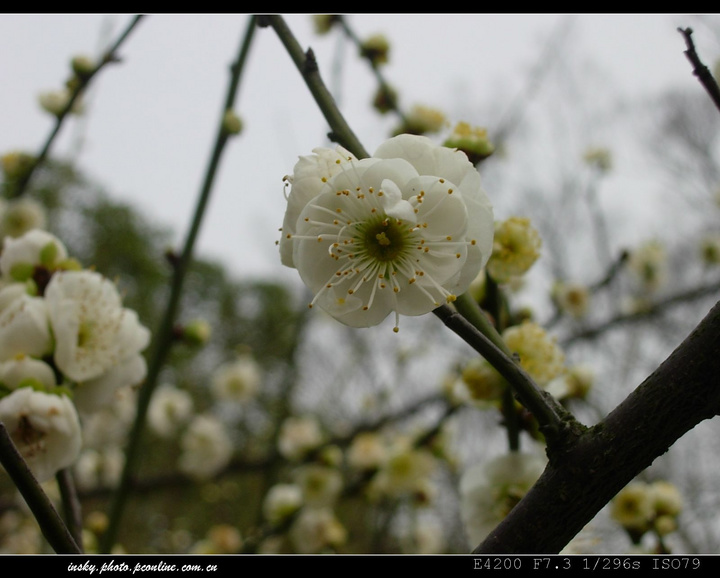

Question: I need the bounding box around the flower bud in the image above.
[222,109,243,136]
[444,122,495,164]
[393,104,446,136]
[38,89,82,117]
[71,54,95,79]
[372,84,398,115]
[312,14,341,35]
[360,34,390,66]
[1,151,35,181]
[181,318,212,346]
[583,147,612,172]
[700,234,720,266]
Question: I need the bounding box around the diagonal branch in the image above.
[678,27,720,115]
[476,299,720,553]
[10,15,144,198]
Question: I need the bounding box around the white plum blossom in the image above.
[277,415,325,461]
[294,464,343,508]
[346,432,388,471]
[262,483,304,525]
[0,388,82,482]
[288,507,347,553]
[178,414,234,480]
[44,270,150,385]
[280,134,493,331]
[147,383,194,438]
[73,446,125,491]
[210,355,261,402]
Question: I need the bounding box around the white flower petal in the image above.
[0,294,52,361]
[280,146,358,268]
[73,353,147,414]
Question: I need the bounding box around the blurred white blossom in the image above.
[147,383,194,438]
[210,355,261,402]
[178,414,233,480]
[288,507,347,553]
[262,483,303,525]
[277,415,324,461]
[460,452,546,546]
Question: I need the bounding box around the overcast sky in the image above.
[1,14,717,285]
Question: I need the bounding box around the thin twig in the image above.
[10,15,144,198]
[56,468,84,550]
[100,15,258,553]
[262,15,370,159]
[432,304,575,445]
[561,279,720,347]
[336,16,408,126]
[678,27,720,115]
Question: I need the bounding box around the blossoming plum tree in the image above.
[2,14,720,557]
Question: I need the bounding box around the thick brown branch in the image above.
[476,299,720,554]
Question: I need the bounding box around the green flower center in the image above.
[359,217,411,263]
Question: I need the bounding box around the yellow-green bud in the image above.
[1,151,35,181]
[182,319,212,346]
[71,55,95,79]
[372,84,398,115]
[583,147,612,172]
[222,110,243,136]
[312,14,341,35]
[444,122,495,164]
[393,104,447,136]
[360,34,390,66]
[700,234,720,266]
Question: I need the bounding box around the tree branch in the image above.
[432,304,577,448]
[261,15,370,159]
[475,299,720,553]
[678,27,720,115]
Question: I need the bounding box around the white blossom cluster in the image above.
[0,229,150,482]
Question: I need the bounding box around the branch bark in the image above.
[475,299,720,553]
